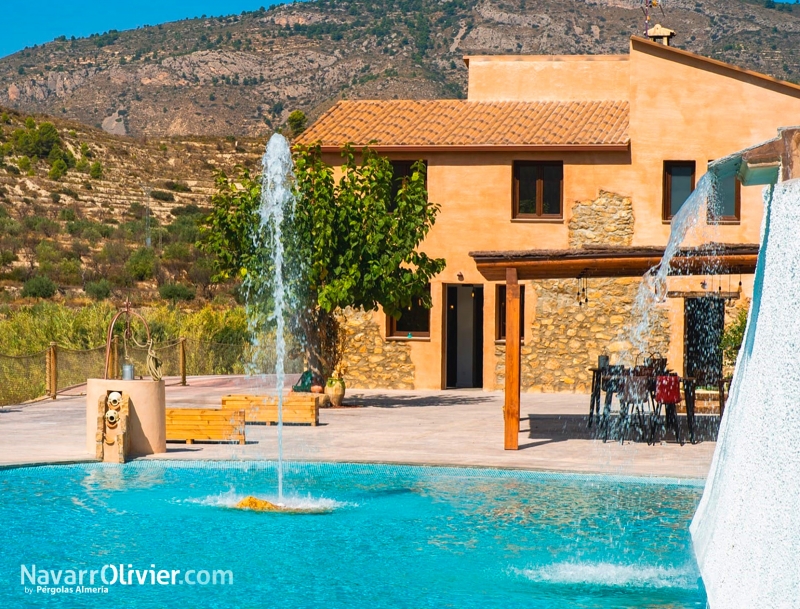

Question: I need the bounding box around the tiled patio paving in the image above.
[0,375,717,479]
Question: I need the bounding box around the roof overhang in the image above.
[469,244,759,281]
[310,143,631,154]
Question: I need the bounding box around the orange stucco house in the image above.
[296,35,800,393]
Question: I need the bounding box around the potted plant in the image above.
[325,363,347,407]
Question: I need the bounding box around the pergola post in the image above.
[504,268,521,450]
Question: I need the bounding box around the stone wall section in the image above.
[495,278,672,393]
[568,190,634,247]
[496,190,670,393]
[340,307,415,389]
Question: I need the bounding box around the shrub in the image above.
[163,180,191,192]
[150,190,174,202]
[125,247,157,280]
[50,192,62,204]
[48,159,68,180]
[58,208,77,221]
[60,187,79,200]
[287,110,307,136]
[89,161,103,179]
[85,279,112,300]
[159,282,195,301]
[76,158,89,173]
[17,156,31,172]
[21,276,58,299]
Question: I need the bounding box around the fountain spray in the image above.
[258,133,296,503]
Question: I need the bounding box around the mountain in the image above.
[0,0,798,138]
[0,108,261,298]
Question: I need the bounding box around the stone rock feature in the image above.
[568,190,634,248]
[340,307,414,389]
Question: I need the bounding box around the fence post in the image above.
[48,342,58,400]
[112,336,118,379]
[179,337,187,386]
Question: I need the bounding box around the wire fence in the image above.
[0,350,47,407]
[0,339,304,407]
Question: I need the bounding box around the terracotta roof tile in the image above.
[296,100,629,150]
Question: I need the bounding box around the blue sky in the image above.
[0,1,286,59]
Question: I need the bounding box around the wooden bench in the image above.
[221,394,319,426]
[166,408,246,444]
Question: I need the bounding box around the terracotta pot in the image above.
[324,378,346,407]
[310,385,324,394]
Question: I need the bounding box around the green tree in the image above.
[48,159,68,180]
[11,121,61,159]
[287,110,307,136]
[89,161,103,179]
[85,279,112,300]
[201,143,445,381]
[125,247,157,280]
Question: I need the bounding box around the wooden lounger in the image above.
[166,408,246,444]
[221,394,319,426]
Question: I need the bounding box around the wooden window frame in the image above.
[662,161,696,222]
[387,285,431,339]
[496,284,525,342]
[512,161,564,221]
[707,160,741,225]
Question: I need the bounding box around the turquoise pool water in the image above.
[0,461,707,608]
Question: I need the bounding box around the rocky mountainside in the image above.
[0,107,261,299]
[0,0,798,138]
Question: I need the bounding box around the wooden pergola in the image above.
[468,243,760,450]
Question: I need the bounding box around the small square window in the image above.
[708,161,741,224]
[496,284,525,341]
[513,162,563,219]
[388,286,431,338]
[663,161,696,220]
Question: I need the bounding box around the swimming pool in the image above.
[0,461,707,608]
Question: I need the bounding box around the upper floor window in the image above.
[390,160,427,211]
[708,161,741,224]
[513,161,563,220]
[388,285,431,338]
[663,161,696,220]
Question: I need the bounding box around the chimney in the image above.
[646,24,676,46]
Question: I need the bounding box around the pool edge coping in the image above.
[0,457,708,487]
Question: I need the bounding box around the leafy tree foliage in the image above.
[201,143,445,380]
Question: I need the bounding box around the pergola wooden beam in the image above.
[469,244,759,281]
[504,268,521,450]
[471,243,759,451]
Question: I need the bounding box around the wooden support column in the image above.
[47,342,58,400]
[179,337,187,386]
[504,268,521,450]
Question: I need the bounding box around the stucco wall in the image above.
[466,55,630,102]
[323,39,799,392]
